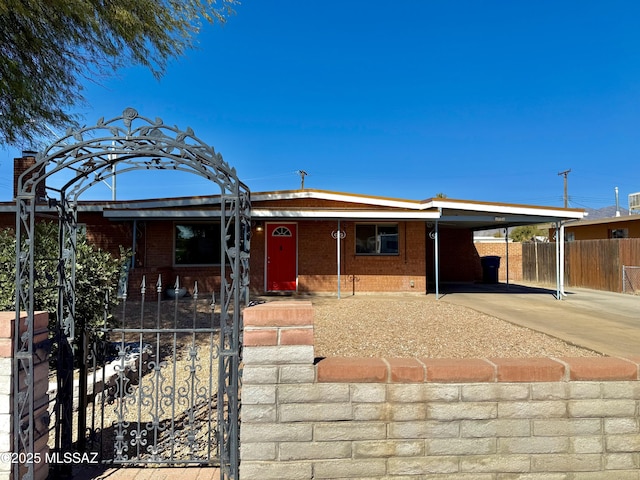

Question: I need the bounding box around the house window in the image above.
[609,228,628,239]
[355,223,399,255]
[174,223,221,265]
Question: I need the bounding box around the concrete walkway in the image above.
[441,282,640,358]
[72,465,220,480]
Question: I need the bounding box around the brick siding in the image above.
[13,155,46,200]
[0,213,490,297]
[475,241,523,282]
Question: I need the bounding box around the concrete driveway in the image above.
[440,283,640,358]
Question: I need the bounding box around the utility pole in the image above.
[558,169,571,208]
[296,170,308,189]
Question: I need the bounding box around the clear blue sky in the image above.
[1,0,639,210]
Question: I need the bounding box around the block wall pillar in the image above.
[240,301,315,480]
[0,312,50,480]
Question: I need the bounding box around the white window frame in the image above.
[355,223,400,256]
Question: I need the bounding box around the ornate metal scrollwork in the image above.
[15,108,249,479]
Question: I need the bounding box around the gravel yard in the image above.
[302,294,602,358]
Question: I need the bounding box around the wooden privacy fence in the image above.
[523,238,640,293]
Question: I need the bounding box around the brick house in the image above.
[1,155,585,297]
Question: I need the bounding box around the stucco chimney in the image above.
[13,151,46,200]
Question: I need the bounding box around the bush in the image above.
[0,222,129,359]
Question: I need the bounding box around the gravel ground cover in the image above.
[304,294,602,358]
[54,294,599,467]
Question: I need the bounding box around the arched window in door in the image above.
[272,226,292,237]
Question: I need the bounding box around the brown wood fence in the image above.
[522,241,557,285]
[523,238,640,293]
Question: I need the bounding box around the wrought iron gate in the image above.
[84,278,229,466]
[14,108,250,479]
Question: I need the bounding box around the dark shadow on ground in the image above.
[432,282,570,297]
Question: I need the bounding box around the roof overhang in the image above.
[0,188,586,229]
[424,198,584,230]
[251,209,440,220]
[251,189,425,209]
[563,214,640,228]
[103,209,221,219]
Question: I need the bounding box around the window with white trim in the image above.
[355,223,399,255]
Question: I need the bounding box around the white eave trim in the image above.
[103,208,441,220]
[251,190,425,210]
[251,209,441,220]
[429,200,585,220]
[103,210,220,219]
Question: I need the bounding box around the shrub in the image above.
[0,222,129,360]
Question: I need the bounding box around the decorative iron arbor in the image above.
[14,108,250,479]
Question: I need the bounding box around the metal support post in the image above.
[332,221,346,298]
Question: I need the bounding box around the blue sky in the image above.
[1,1,639,210]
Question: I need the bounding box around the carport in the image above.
[423,198,585,299]
[250,190,585,298]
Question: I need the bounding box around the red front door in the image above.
[266,223,297,291]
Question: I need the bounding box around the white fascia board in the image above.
[0,197,222,213]
[252,190,424,210]
[251,209,440,220]
[102,197,222,210]
[104,207,440,220]
[0,204,59,213]
[103,210,220,219]
[431,200,585,220]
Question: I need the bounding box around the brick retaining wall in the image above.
[240,301,640,479]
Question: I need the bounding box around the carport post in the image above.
[505,228,510,291]
[332,220,346,299]
[559,222,567,297]
[434,220,440,299]
[555,221,561,300]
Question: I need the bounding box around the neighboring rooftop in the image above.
[584,205,630,220]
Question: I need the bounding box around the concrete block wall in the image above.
[0,312,49,480]
[241,301,640,479]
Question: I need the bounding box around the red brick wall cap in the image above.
[387,358,425,383]
[560,357,638,381]
[489,357,565,382]
[317,357,387,383]
[243,301,313,327]
[423,358,495,383]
